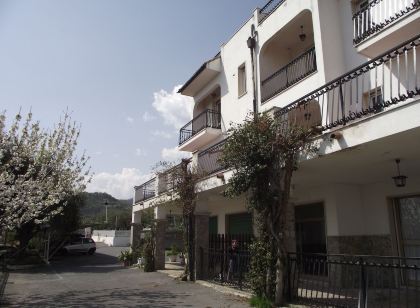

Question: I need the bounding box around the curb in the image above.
[195,280,252,299]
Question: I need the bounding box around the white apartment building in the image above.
[132,0,420,304]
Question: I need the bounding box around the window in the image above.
[363,87,383,112]
[238,63,247,97]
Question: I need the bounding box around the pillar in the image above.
[194,212,210,280]
[154,219,167,270]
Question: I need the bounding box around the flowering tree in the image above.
[0,111,90,248]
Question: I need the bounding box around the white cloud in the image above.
[142,111,156,122]
[152,130,172,139]
[135,148,147,156]
[152,85,193,130]
[161,146,191,161]
[86,168,152,199]
[126,116,134,123]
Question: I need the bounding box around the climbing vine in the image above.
[221,112,317,305]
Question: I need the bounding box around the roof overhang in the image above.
[178,55,221,97]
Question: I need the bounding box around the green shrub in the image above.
[250,295,273,308]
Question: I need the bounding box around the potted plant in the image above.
[118,250,132,267]
[167,245,179,262]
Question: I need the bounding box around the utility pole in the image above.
[104,200,108,223]
[115,216,118,230]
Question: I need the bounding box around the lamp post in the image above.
[104,200,108,223]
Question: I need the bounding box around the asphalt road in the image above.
[2,243,248,307]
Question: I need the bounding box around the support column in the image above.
[131,211,142,248]
[194,212,210,280]
[155,219,167,270]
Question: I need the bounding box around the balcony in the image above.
[178,109,222,152]
[275,34,420,134]
[261,47,317,104]
[258,0,286,24]
[353,0,420,57]
[133,178,156,204]
[197,139,226,176]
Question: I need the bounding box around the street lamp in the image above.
[104,200,108,223]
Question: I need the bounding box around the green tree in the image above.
[220,113,317,305]
[0,111,90,249]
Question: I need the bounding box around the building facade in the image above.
[132,0,420,304]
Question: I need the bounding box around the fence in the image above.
[286,252,420,308]
[201,234,253,289]
[261,46,317,103]
[353,0,420,45]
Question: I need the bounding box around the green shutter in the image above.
[227,213,253,235]
[209,216,218,234]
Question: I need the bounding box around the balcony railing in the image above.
[179,109,221,146]
[259,0,286,24]
[286,252,420,308]
[261,47,317,104]
[198,139,226,176]
[158,163,182,194]
[134,177,156,204]
[275,34,420,132]
[353,0,420,45]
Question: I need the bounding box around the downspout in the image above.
[247,25,258,120]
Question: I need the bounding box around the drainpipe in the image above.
[247,25,258,120]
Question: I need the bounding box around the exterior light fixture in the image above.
[299,25,306,42]
[392,159,407,188]
[247,36,256,49]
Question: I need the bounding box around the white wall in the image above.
[92,230,130,247]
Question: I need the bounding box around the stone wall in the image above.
[194,213,209,280]
[154,219,167,270]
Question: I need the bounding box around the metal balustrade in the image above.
[259,0,286,24]
[353,0,420,45]
[197,139,226,176]
[179,109,221,146]
[134,177,156,203]
[275,34,420,132]
[261,47,317,104]
[286,252,420,308]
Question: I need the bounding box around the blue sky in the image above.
[0,0,267,198]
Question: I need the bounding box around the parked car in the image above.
[62,238,96,255]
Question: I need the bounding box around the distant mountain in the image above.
[79,192,133,229]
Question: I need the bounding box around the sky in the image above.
[0,0,267,199]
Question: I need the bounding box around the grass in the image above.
[249,295,273,308]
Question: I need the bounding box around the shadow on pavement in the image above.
[2,287,195,307]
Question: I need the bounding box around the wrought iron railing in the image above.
[275,34,420,132]
[199,233,253,289]
[353,0,420,45]
[134,177,156,203]
[286,252,420,308]
[157,163,182,194]
[197,139,226,176]
[259,0,286,24]
[261,47,317,103]
[179,109,221,146]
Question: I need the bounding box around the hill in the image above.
[80,192,133,229]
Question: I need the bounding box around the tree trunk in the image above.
[274,248,285,305]
[188,213,195,281]
[17,223,35,257]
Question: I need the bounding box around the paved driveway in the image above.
[2,243,248,307]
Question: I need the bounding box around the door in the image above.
[295,203,327,255]
[396,196,420,282]
[209,216,218,235]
